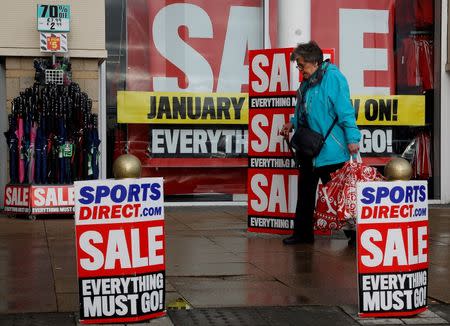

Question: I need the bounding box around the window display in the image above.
[106,0,438,197]
[3,57,100,215]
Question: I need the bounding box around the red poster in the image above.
[248,48,297,234]
[29,185,74,214]
[248,109,293,158]
[3,185,75,215]
[125,0,277,194]
[3,185,30,214]
[249,48,298,96]
[311,0,396,95]
[247,48,334,234]
[47,36,61,51]
[128,0,275,92]
[248,167,298,218]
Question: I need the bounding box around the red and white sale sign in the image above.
[312,0,395,95]
[247,48,298,234]
[357,181,428,317]
[3,185,30,213]
[74,178,165,324]
[248,109,293,158]
[247,48,334,234]
[4,185,75,214]
[30,185,74,214]
[128,0,273,93]
[124,0,277,194]
[248,168,298,234]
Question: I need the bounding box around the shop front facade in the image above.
[1,0,450,207]
[106,0,450,203]
[0,0,107,210]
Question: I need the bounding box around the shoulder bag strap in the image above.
[323,116,338,141]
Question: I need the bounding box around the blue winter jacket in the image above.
[290,63,361,168]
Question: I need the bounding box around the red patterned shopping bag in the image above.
[314,176,348,231]
[314,156,384,231]
[335,156,384,222]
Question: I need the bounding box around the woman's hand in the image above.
[348,143,359,154]
[280,122,293,138]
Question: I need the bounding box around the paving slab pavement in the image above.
[0,205,449,325]
[0,306,449,325]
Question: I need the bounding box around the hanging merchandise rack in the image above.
[3,57,100,219]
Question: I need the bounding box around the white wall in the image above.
[0,0,106,58]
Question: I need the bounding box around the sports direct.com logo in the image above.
[76,183,163,221]
[359,184,427,220]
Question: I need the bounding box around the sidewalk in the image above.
[0,205,449,325]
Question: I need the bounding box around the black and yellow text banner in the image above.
[353,95,425,126]
[118,92,424,126]
[118,91,248,124]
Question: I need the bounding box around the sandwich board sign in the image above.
[74,178,166,324]
[357,181,428,318]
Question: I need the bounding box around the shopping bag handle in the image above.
[349,152,362,163]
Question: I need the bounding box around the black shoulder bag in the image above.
[290,117,338,159]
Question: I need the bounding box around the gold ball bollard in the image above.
[384,157,413,181]
[112,154,142,179]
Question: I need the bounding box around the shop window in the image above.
[106,0,439,198]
